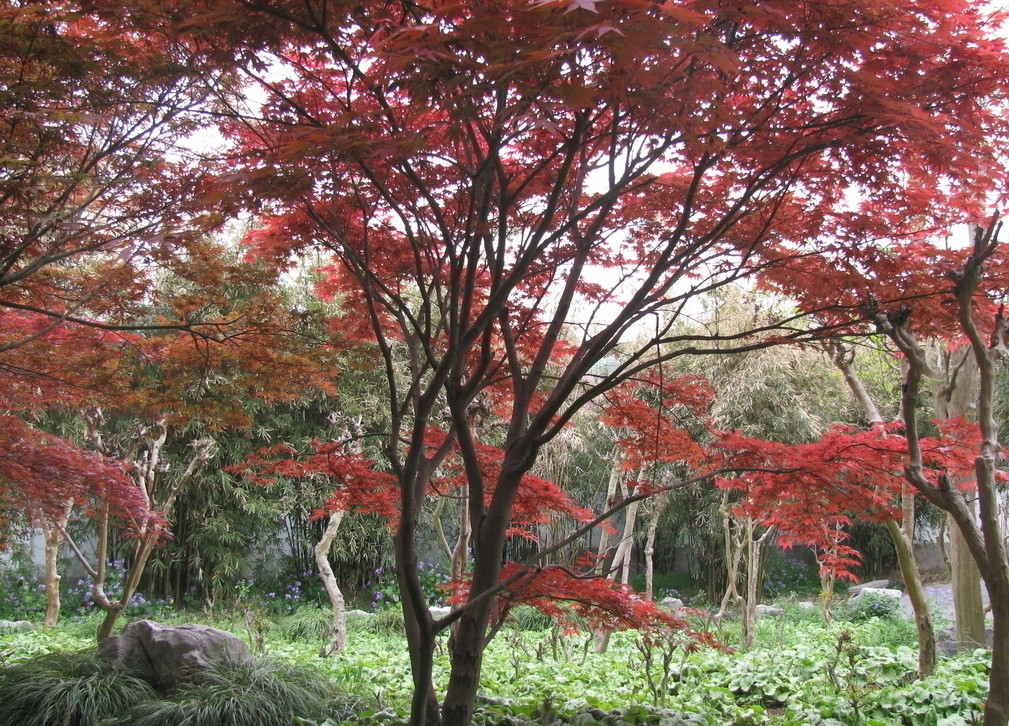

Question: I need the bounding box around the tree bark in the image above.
[715,490,744,623]
[740,522,774,650]
[316,510,347,656]
[828,340,936,675]
[937,344,987,650]
[595,474,637,653]
[951,505,988,649]
[42,522,63,629]
[878,218,1009,725]
[644,492,670,599]
[39,500,73,629]
[594,458,622,575]
[885,519,936,676]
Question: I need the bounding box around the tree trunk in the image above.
[951,507,987,649]
[885,519,936,676]
[613,494,640,586]
[879,221,1009,726]
[740,522,774,649]
[39,500,73,629]
[452,484,471,586]
[441,520,509,726]
[595,475,637,653]
[42,523,62,629]
[594,459,622,575]
[829,340,936,673]
[316,510,347,656]
[936,344,987,649]
[398,523,441,726]
[644,492,670,599]
[715,491,744,623]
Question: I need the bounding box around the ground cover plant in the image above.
[0,601,992,726]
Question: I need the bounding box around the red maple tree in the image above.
[74,1,1009,724]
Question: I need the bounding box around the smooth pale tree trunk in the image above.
[643,491,670,599]
[828,341,936,676]
[62,415,216,642]
[452,484,471,587]
[42,522,63,628]
[594,460,623,574]
[612,492,640,586]
[936,344,987,650]
[316,510,347,656]
[740,522,774,650]
[595,475,638,653]
[715,490,744,623]
[951,507,988,648]
[38,500,73,629]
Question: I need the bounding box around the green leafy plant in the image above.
[846,592,901,622]
[277,606,333,643]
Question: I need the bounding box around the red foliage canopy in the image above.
[715,420,989,578]
[0,415,152,537]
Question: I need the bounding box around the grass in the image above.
[0,601,992,726]
[105,657,339,726]
[0,650,156,726]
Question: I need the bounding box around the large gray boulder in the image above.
[97,620,254,691]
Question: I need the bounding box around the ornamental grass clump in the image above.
[0,651,156,726]
[105,657,336,726]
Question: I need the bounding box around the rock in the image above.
[937,624,994,656]
[0,620,32,632]
[96,620,254,691]
[796,601,818,611]
[847,579,890,595]
[659,597,684,613]
[346,609,373,617]
[755,604,785,617]
[429,605,452,618]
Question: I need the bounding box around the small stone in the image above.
[659,597,684,613]
[936,624,994,655]
[847,579,890,595]
[755,604,785,617]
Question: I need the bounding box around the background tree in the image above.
[0,415,144,627]
[23,238,342,639]
[766,218,1009,723]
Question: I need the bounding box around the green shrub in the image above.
[0,562,45,619]
[846,592,901,621]
[506,605,553,632]
[356,608,406,636]
[0,651,156,726]
[277,606,333,642]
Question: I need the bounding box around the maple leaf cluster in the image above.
[0,415,150,536]
[715,420,991,579]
